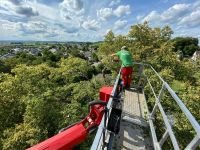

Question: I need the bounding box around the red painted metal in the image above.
[99,87,113,102]
[27,86,113,150]
[27,122,88,150]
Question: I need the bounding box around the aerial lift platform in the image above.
[28,62,200,150]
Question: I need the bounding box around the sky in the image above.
[0,0,200,42]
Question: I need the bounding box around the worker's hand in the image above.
[113,56,119,62]
[110,53,115,57]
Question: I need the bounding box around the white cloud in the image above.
[0,1,20,16]
[59,0,84,21]
[55,23,79,33]
[136,15,144,21]
[142,4,190,24]
[114,19,127,30]
[161,4,190,22]
[179,9,200,27]
[141,3,194,25]
[137,2,200,42]
[113,5,131,17]
[1,20,62,38]
[109,0,121,6]
[97,8,113,21]
[1,20,21,31]
[0,1,16,10]
[30,2,59,21]
[20,21,48,34]
[177,1,200,28]
[142,11,160,22]
[0,0,108,41]
[60,0,83,11]
[82,18,101,31]
[0,0,39,18]
[193,1,200,8]
[8,0,22,5]
[97,5,131,21]
[16,6,39,17]
[58,0,86,30]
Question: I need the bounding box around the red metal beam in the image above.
[27,122,88,150]
[27,86,113,150]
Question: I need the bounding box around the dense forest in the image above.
[0,22,200,149]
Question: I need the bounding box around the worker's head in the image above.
[121,46,127,51]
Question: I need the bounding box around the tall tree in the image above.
[172,37,199,56]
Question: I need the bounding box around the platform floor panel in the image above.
[123,90,147,120]
[113,89,153,150]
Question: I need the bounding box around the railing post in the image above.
[148,117,161,150]
[150,83,166,117]
[164,82,200,137]
[137,64,144,89]
[157,102,180,150]
[159,130,169,146]
[102,107,108,149]
[185,135,200,150]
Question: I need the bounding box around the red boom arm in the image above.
[27,87,113,150]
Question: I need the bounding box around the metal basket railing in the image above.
[90,62,200,150]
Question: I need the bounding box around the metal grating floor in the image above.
[113,89,153,150]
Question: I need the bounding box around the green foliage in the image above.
[0,48,13,56]
[2,124,43,150]
[172,37,199,56]
[71,81,94,104]
[104,30,115,43]
[99,22,200,149]
[0,55,110,149]
[95,63,104,74]
[0,74,26,133]
[23,95,61,137]
[91,52,99,62]
[59,102,83,127]
[58,57,94,83]
[2,50,62,72]
[0,60,10,73]
[69,49,85,59]
[1,22,199,149]
[99,22,176,74]
[128,22,173,48]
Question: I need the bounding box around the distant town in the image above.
[1,40,199,65]
[0,41,101,62]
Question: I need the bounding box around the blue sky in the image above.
[0,0,200,42]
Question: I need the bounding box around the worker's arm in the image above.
[111,51,120,57]
[110,53,116,57]
[111,52,120,62]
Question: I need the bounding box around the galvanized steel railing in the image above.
[90,69,121,150]
[91,62,200,150]
[143,63,200,150]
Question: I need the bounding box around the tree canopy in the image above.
[0,56,110,149]
[0,22,199,149]
[98,22,199,149]
[171,37,199,56]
